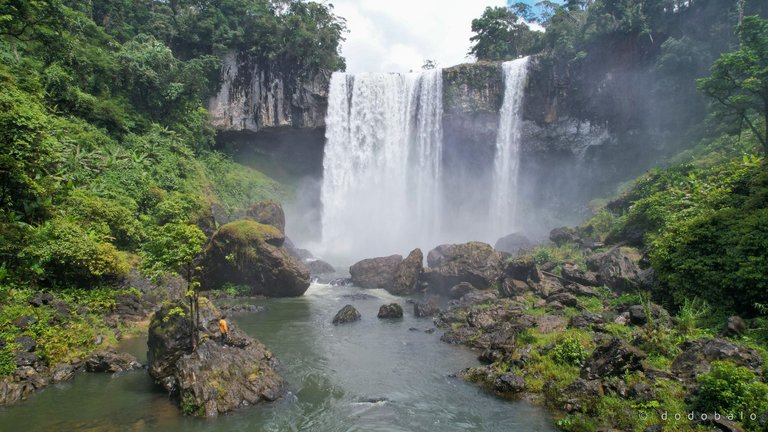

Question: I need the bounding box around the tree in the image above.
[421,59,437,70]
[698,15,768,156]
[469,6,541,60]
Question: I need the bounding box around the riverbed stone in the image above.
[349,255,403,289]
[306,259,335,275]
[332,305,361,324]
[377,303,404,319]
[147,299,283,417]
[493,233,533,255]
[413,301,440,318]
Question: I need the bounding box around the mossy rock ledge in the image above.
[147,299,283,417]
[201,219,310,297]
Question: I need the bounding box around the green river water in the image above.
[0,282,557,432]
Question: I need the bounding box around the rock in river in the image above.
[147,298,283,417]
[333,305,361,324]
[377,303,404,319]
[201,220,310,297]
[422,242,503,294]
[389,248,424,295]
[349,255,403,289]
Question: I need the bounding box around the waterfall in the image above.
[321,69,443,260]
[490,57,529,238]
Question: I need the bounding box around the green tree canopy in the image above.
[469,6,541,61]
[698,15,768,156]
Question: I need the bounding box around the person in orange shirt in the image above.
[218,316,229,345]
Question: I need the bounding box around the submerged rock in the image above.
[349,255,403,289]
[377,303,404,319]
[423,242,503,294]
[332,305,361,324]
[389,248,423,295]
[201,220,310,297]
[147,299,282,417]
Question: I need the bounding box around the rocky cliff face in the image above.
[208,52,329,132]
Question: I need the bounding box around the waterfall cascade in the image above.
[490,57,530,237]
[320,59,528,261]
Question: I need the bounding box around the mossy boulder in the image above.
[349,255,403,289]
[389,248,423,295]
[147,299,283,417]
[242,200,286,233]
[201,220,310,297]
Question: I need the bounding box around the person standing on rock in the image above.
[218,316,229,345]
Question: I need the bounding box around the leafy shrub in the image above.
[65,190,143,249]
[552,337,588,366]
[141,222,206,279]
[693,361,768,430]
[0,347,15,376]
[22,218,129,287]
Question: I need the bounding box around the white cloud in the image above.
[330,0,507,73]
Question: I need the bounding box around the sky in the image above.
[330,0,509,73]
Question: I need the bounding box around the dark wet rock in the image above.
[570,313,605,329]
[330,278,353,287]
[671,338,764,381]
[201,220,310,297]
[332,305,361,324]
[723,316,747,337]
[554,378,603,413]
[306,259,335,275]
[501,255,541,283]
[581,337,646,380]
[14,352,41,368]
[423,242,503,294]
[499,279,532,298]
[349,255,403,289]
[694,417,745,432]
[547,292,579,308]
[494,372,526,393]
[494,233,533,255]
[424,328,436,334]
[628,303,671,326]
[441,327,480,345]
[14,366,49,389]
[537,277,564,298]
[242,200,285,233]
[563,282,599,298]
[85,350,142,373]
[586,248,641,293]
[115,292,145,320]
[629,382,656,402]
[28,292,54,307]
[389,248,423,295]
[49,364,75,383]
[49,300,71,323]
[458,290,498,307]
[449,282,475,299]
[14,336,36,353]
[148,299,282,417]
[12,315,36,328]
[561,264,600,287]
[413,301,440,318]
[550,227,580,245]
[377,303,404,319]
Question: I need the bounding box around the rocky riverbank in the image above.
[347,229,768,432]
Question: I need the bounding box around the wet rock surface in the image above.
[377,303,404,319]
[332,305,362,324]
[349,255,403,289]
[147,299,283,417]
[422,242,504,294]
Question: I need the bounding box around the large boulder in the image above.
[493,233,533,255]
[147,299,282,417]
[550,227,581,245]
[85,350,142,373]
[242,200,285,233]
[377,303,404,319]
[581,337,646,380]
[201,220,310,297]
[306,259,335,275]
[671,338,764,381]
[586,247,641,293]
[349,255,403,289]
[390,248,423,295]
[423,242,503,294]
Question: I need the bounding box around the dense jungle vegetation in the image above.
[0,0,345,372]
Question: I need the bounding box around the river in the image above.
[0,282,557,431]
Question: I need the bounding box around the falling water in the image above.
[321,69,443,260]
[490,57,529,238]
